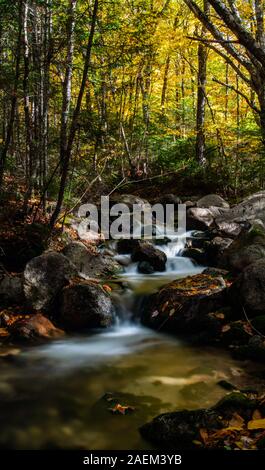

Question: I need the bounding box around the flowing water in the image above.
[0,232,263,449]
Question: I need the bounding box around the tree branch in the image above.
[187,35,252,86]
[208,0,265,67]
[183,0,254,73]
[212,77,260,114]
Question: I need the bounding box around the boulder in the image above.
[229,259,265,316]
[182,247,208,265]
[63,241,121,278]
[197,194,230,209]
[131,241,167,272]
[59,282,115,330]
[23,251,77,312]
[215,191,265,235]
[206,236,233,266]
[0,274,24,306]
[214,220,243,238]
[186,207,214,231]
[142,273,227,334]
[140,409,223,448]
[221,223,265,272]
[10,314,64,343]
[110,194,149,212]
[138,261,155,274]
[116,239,140,254]
[159,194,182,206]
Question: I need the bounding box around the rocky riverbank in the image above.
[1,190,265,449]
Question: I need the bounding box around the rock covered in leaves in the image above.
[221,223,265,272]
[59,281,115,330]
[9,313,64,343]
[23,251,78,312]
[131,241,167,272]
[141,273,227,334]
[140,392,265,450]
[140,409,223,448]
[63,241,121,279]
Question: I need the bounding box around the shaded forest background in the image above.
[1,0,265,227]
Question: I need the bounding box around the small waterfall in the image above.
[119,230,203,283]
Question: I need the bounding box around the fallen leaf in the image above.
[229,413,245,429]
[108,403,135,415]
[248,419,265,430]
[103,284,112,293]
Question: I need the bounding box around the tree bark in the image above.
[195,0,209,166]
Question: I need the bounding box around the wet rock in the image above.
[221,223,265,272]
[206,236,233,266]
[221,320,253,346]
[138,261,155,274]
[116,239,140,254]
[114,254,131,267]
[59,282,115,330]
[229,259,265,316]
[131,242,167,272]
[140,409,223,448]
[197,194,230,209]
[0,274,24,306]
[217,380,237,391]
[182,247,207,265]
[186,207,214,231]
[63,242,121,278]
[234,335,265,362]
[23,251,77,312]
[214,391,257,416]
[142,273,227,334]
[10,314,64,343]
[187,230,212,249]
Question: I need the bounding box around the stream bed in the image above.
[0,234,264,449]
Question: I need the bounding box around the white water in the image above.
[120,230,203,289]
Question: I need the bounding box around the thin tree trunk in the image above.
[195,0,209,166]
[60,0,77,172]
[50,0,99,228]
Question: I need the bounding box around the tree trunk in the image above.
[50,0,99,228]
[195,0,209,166]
